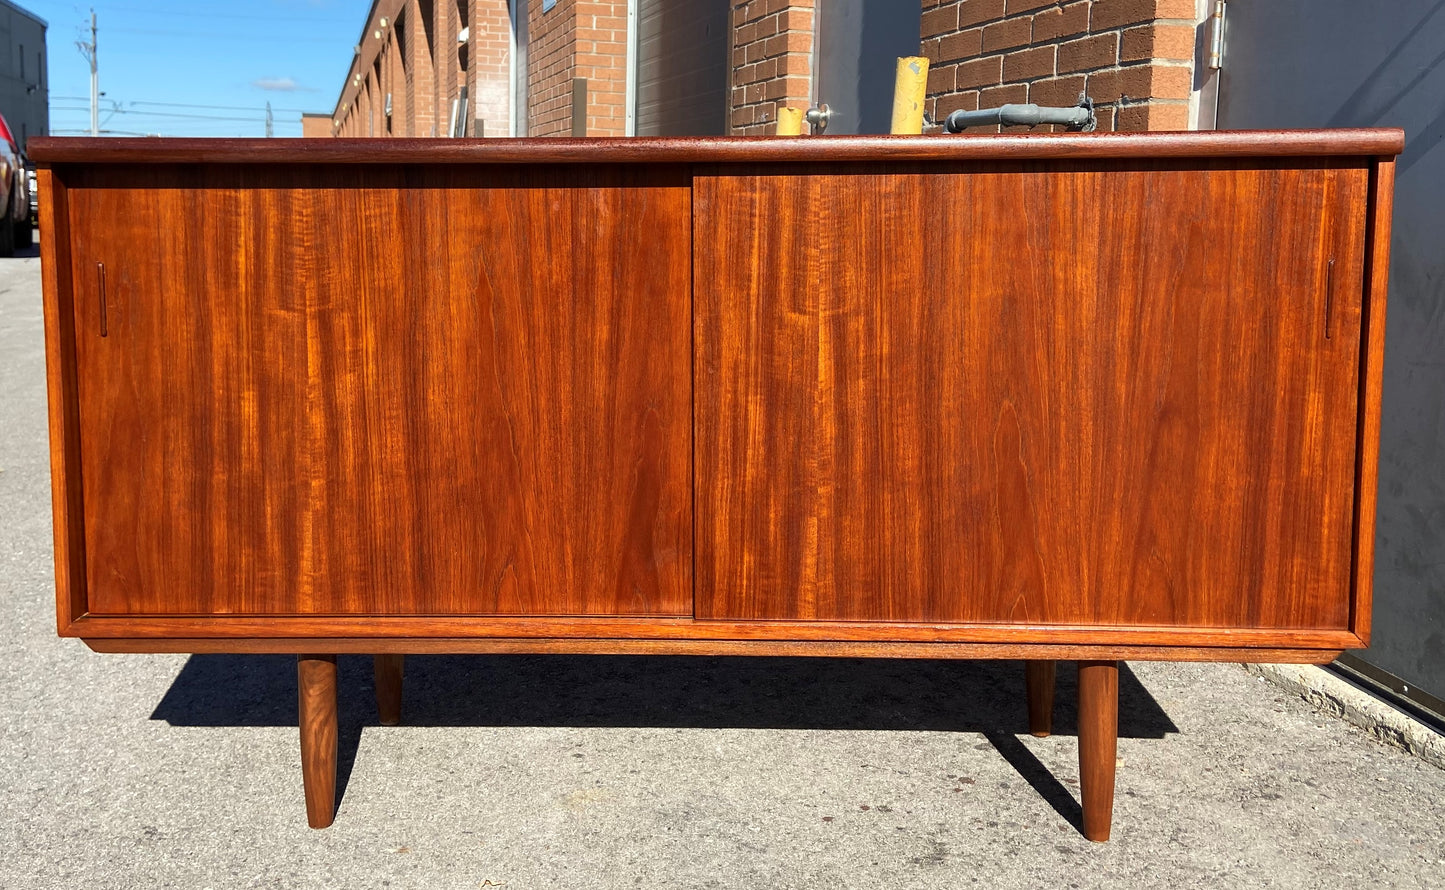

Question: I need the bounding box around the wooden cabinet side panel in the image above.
[38,168,88,630]
[68,165,692,616]
[1348,157,1396,644]
[696,161,1369,629]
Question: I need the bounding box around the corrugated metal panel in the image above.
[634,0,728,137]
[1216,0,1445,716]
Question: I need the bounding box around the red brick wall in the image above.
[405,0,438,136]
[730,0,814,136]
[526,0,628,137]
[470,0,514,136]
[334,0,828,139]
[335,0,525,138]
[333,0,421,137]
[301,114,332,137]
[922,0,1197,133]
[575,1,629,136]
[384,19,405,135]
[443,0,463,123]
[527,0,577,135]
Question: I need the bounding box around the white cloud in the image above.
[253,77,306,92]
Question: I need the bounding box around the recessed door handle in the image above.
[1324,257,1334,341]
[97,262,108,338]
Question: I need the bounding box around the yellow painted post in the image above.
[890,56,930,135]
[775,106,805,136]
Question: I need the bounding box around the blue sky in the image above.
[26,0,365,138]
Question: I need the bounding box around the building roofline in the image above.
[330,0,405,132]
[0,0,48,28]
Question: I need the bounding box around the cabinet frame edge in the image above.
[1348,155,1396,647]
[39,166,89,634]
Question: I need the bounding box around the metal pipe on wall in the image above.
[944,102,1094,133]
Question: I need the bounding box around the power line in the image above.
[53,100,321,114]
[131,100,318,114]
[119,110,266,122]
[50,106,266,122]
[51,129,155,136]
[105,26,344,44]
[27,1,351,24]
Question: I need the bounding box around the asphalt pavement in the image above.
[2,244,1442,889]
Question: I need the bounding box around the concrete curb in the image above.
[1246,663,1445,771]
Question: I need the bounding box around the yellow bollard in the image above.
[775,106,805,136]
[890,56,930,135]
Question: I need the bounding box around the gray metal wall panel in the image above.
[0,1,46,149]
[816,0,920,134]
[1216,1,1445,705]
[634,0,728,137]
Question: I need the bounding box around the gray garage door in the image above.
[1216,1,1445,724]
[634,0,728,136]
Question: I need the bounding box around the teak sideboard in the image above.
[31,130,1402,841]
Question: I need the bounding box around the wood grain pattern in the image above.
[36,135,1400,839]
[696,159,1369,629]
[27,129,1404,166]
[1025,660,1056,737]
[297,654,338,829]
[37,137,1398,659]
[1350,158,1396,646]
[65,164,691,617]
[38,168,88,633]
[83,638,1345,663]
[59,613,1364,649]
[1077,660,1118,842]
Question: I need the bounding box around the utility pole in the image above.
[75,10,99,136]
[265,102,274,137]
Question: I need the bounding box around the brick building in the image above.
[327,0,1219,137]
[922,0,1206,133]
[300,112,334,137]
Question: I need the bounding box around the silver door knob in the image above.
[805,104,832,132]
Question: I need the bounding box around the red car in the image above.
[0,112,32,256]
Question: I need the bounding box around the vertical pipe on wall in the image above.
[890,56,929,134]
[625,0,639,136]
[572,78,589,136]
[508,0,529,136]
[775,107,804,135]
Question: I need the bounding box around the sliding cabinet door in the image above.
[67,164,692,617]
[695,160,1368,629]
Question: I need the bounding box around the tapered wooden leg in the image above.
[298,654,338,829]
[1025,660,1056,737]
[1077,660,1119,842]
[374,654,404,726]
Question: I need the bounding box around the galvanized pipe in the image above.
[944,102,1094,133]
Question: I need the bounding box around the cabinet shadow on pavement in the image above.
[151,654,1177,829]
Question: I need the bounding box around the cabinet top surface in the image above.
[27,128,1403,167]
